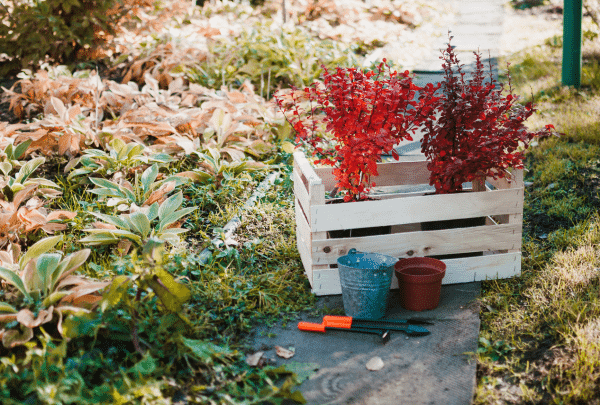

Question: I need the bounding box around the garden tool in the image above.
[297,321,391,344]
[320,316,432,336]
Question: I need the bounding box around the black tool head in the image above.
[405,325,431,337]
[407,318,435,325]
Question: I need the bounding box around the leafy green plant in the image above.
[79,191,196,248]
[100,240,191,354]
[186,21,358,97]
[66,139,174,181]
[201,107,275,161]
[0,154,61,202]
[477,337,514,362]
[193,147,266,189]
[0,235,108,348]
[0,139,32,168]
[86,164,189,212]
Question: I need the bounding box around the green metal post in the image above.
[562,0,583,87]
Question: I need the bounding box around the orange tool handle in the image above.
[322,316,352,328]
[297,322,326,332]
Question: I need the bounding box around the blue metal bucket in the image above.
[337,248,397,320]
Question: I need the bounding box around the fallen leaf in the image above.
[366,356,384,371]
[16,307,54,329]
[246,351,264,367]
[275,346,295,359]
[2,326,33,348]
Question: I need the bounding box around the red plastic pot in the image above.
[395,257,446,311]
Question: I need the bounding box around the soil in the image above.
[0,74,19,124]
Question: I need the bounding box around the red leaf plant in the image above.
[420,36,557,194]
[276,61,439,202]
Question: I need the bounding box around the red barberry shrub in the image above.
[276,61,439,201]
[419,36,557,194]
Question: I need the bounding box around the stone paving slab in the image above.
[246,284,481,405]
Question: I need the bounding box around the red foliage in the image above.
[276,62,439,201]
[419,36,557,194]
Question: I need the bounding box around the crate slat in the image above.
[293,167,311,221]
[310,252,521,296]
[310,188,523,232]
[314,159,431,192]
[312,223,522,265]
[295,198,313,279]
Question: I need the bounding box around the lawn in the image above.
[0,0,599,404]
[475,25,600,403]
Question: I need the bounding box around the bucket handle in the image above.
[348,248,393,271]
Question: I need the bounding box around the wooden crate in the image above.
[292,151,524,296]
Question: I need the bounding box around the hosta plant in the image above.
[79,191,196,250]
[0,139,32,169]
[0,236,108,348]
[202,108,275,162]
[0,154,61,202]
[186,22,358,98]
[193,147,267,188]
[0,185,76,249]
[65,138,174,181]
[87,164,190,212]
[419,37,557,194]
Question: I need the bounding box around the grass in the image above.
[474,31,600,403]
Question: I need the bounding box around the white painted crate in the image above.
[292,151,524,296]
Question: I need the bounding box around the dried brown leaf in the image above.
[246,351,264,367]
[143,181,175,206]
[275,346,295,359]
[16,307,53,329]
[2,326,33,348]
[46,211,77,221]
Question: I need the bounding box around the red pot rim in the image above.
[395,257,446,284]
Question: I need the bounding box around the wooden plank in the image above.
[311,252,521,296]
[312,223,522,265]
[441,252,521,284]
[293,152,322,184]
[487,169,524,190]
[310,188,524,232]
[295,198,313,283]
[312,166,337,193]
[309,179,326,207]
[314,159,431,192]
[312,268,343,295]
[293,168,311,221]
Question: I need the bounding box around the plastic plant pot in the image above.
[395,257,446,311]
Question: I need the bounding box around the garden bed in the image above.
[293,151,524,295]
